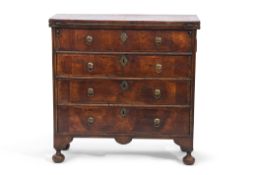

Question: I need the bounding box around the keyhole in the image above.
[120,108,127,118]
[120,81,128,90]
[122,82,126,89]
[120,55,128,66]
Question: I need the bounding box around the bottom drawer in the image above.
[57,106,191,136]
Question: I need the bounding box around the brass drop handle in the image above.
[154,118,161,127]
[86,35,93,45]
[154,89,161,99]
[87,62,94,72]
[155,63,162,73]
[119,55,128,66]
[120,32,128,43]
[120,80,128,90]
[87,88,94,96]
[155,36,162,45]
[87,116,95,125]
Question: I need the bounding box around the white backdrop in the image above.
[0,0,262,174]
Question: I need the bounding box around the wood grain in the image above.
[50,14,200,164]
[56,79,191,105]
[56,29,192,52]
[57,106,190,136]
[56,54,192,78]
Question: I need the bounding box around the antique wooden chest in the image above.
[49,14,200,165]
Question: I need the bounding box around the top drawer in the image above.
[55,29,192,52]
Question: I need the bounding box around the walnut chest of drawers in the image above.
[49,14,200,165]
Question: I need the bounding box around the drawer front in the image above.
[57,79,190,105]
[57,54,192,78]
[57,29,192,52]
[57,106,190,136]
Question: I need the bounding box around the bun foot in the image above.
[62,144,70,150]
[52,151,65,163]
[183,152,195,165]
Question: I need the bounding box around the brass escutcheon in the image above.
[120,108,128,118]
[119,55,128,66]
[120,80,128,90]
[120,32,128,43]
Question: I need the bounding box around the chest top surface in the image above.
[49,14,200,29]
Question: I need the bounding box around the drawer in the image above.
[56,29,192,52]
[57,79,190,105]
[57,106,190,136]
[56,54,192,78]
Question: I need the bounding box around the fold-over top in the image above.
[49,14,200,29]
